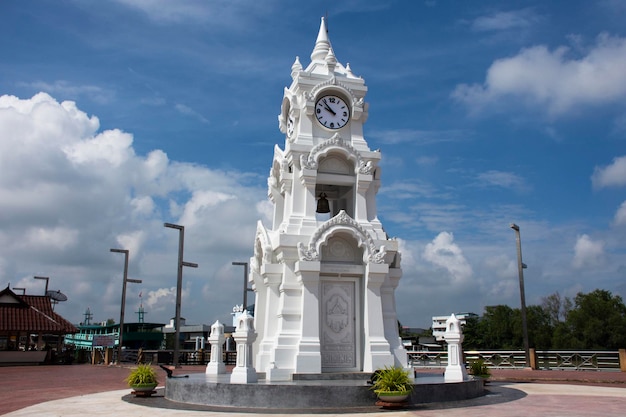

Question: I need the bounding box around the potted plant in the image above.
[370,365,414,403]
[468,359,491,383]
[126,363,159,395]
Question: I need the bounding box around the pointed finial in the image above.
[325,46,337,73]
[346,62,354,77]
[291,56,302,79]
[311,17,331,61]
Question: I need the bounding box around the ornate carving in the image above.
[310,78,356,102]
[297,210,386,264]
[370,245,387,264]
[298,241,319,261]
[326,293,348,333]
[300,133,376,175]
[358,159,374,175]
[300,153,317,170]
[254,221,273,267]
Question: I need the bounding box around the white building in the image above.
[249,17,406,381]
[432,313,478,342]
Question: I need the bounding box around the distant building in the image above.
[0,286,78,364]
[162,318,220,350]
[65,306,164,352]
[431,313,478,342]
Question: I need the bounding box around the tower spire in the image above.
[310,17,331,62]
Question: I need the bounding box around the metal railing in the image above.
[122,349,238,366]
[408,350,623,371]
[465,350,527,368]
[535,350,621,371]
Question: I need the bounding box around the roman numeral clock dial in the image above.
[315,95,349,129]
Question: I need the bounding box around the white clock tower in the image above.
[251,17,406,381]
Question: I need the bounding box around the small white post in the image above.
[230,311,258,383]
[444,313,468,382]
[206,320,226,375]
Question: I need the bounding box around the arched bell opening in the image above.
[315,153,355,220]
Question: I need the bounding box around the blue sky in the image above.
[1,0,625,329]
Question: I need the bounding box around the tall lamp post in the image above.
[164,223,198,368]
[232,262,252,311]
[110,248,142,364]
[34,276,49,295]
[510,223,530,367]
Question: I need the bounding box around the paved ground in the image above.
[1,364,625,416]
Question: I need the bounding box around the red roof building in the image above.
[0,286,78,354]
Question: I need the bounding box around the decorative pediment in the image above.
[300,133,373,175]
[253,221,274,271]
[297,211,386,264]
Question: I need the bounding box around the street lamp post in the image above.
[110,248,142,364]
[34,276,49,295]
[232,262,251,310]
[510,223,530,367]
[164,223,198,368]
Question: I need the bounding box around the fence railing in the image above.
[408,350,623,371]
[535,350,621,371]
[102,348,623,371]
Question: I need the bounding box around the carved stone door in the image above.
[320,278,358,371]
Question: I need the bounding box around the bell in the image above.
[316,193,330,213]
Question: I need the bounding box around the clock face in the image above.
[315,95,349,129]
[287,116,295,137]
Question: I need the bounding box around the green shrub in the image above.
[468,359,491,378]
[370,365,414,393]
[125,363,158,387]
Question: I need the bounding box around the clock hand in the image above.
[323,99,336,115]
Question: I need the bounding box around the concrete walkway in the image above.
[3,383,626,417]
[1,365,625,416]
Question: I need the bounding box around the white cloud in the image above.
[475,170,529,192]
[572,234,605,268]
[423,232,473,283]
[453,33,626,116]
[0,92,267,325]
[470,9,541,32]
[369,128,465,145]
[144,287,177,313]
[175,103,209,124]
[18,81,114,104]
[112,0,270,27]
[614,201,626,226]
[592,155,626,188]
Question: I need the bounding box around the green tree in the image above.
[481,305,516,349]
[461,315,484,350]
[524,305,553,349]
[541,291,572,327]
[566,289,626,349]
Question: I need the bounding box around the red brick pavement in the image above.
[1,364,624,415]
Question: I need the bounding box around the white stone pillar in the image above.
[206,320,225,375]
[363,261,393,372]
[230,311,258,384]
[382,267,408,369]
[294,260,322,373]
[255,264,282,372]
[354,173,372,222]
[444,314,468,382]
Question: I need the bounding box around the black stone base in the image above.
[164,372,484,410]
